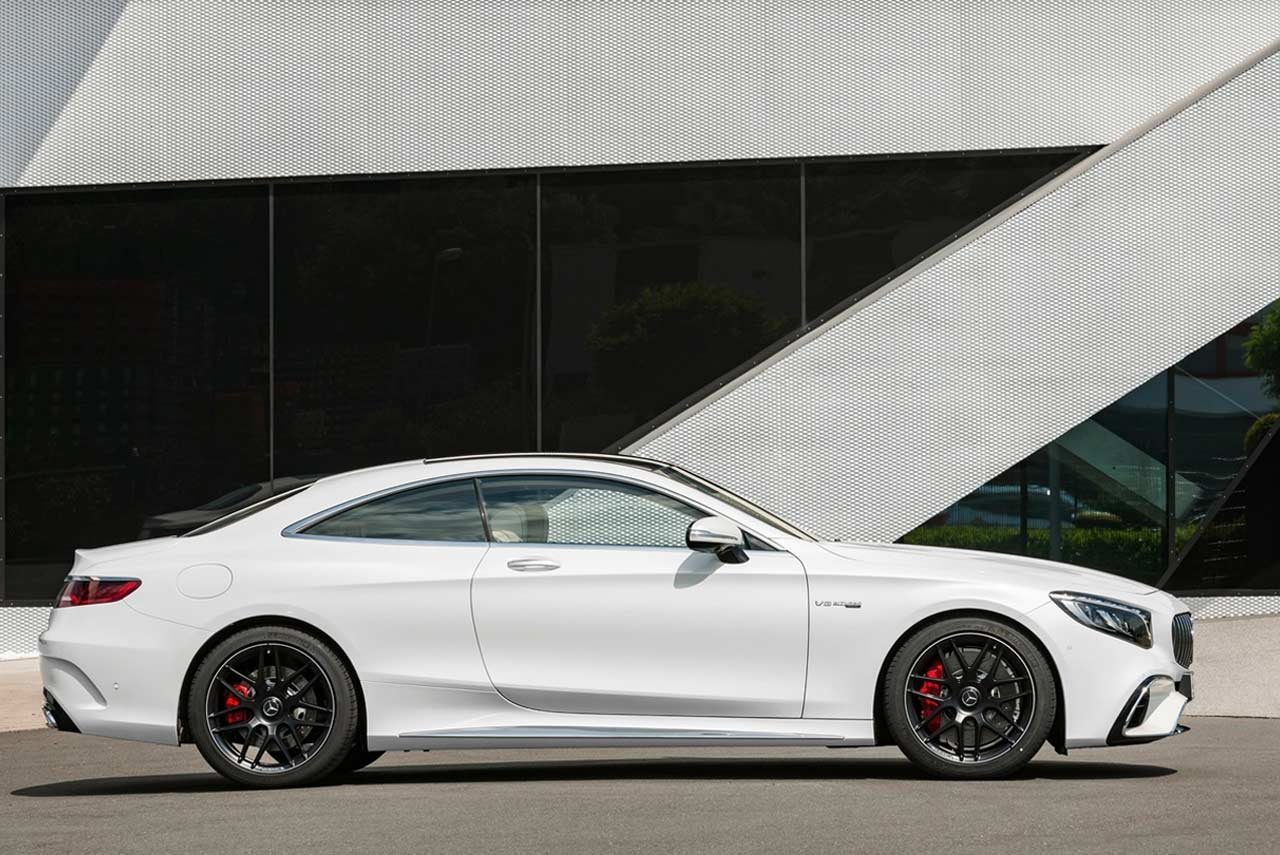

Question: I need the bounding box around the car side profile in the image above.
[39,454,1194,787]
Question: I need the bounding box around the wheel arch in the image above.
[870,608,1068,756]
[177,615,369,750]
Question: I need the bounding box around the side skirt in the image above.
[376,720,875,751]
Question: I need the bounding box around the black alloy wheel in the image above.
[884,617,1056,779]
[189,626,358,788]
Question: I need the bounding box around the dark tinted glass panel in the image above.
[305,481,485,542]
[5,188,269,600]
[479,476,702,547]
[901,375,1169,584]
[1173,302,1280,533]
[1165,423,1280,592]
[274,177,535,477]
[185,484,311,537]
[806,150,1088,319]
[541,165,800,451]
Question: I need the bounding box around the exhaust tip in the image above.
[41,690,80,733]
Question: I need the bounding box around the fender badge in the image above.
[815,600,862,609]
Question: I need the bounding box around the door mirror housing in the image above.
[686,516,748,564]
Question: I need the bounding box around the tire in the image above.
[188,626,359,788]
[883,616,1056,779]
[335,745,384,775]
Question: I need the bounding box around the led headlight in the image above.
[1050,591,1153,649]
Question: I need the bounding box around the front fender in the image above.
[802,570,1052,719]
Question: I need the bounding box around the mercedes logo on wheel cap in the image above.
[960,686,981,708]
[261,696,283,718]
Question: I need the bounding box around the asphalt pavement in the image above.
[2,717,1276,854]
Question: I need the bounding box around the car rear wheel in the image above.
[189,626,358,788]
[883,616,1056,779]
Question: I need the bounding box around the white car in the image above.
[39,453,1194,787]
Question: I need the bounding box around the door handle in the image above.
[507,557,560,573]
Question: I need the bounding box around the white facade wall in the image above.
[3,2,1279,187]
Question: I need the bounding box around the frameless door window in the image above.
[303,481,486,542]
[478,476,704,547]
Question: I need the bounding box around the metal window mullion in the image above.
[0,193,5,602]
[267,183,275,491]
[1164,367,1176,576]
[799,162,807,326]
[535,173,543,452]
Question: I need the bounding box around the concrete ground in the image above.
[1,718,1277,855]
[0,658,43,732]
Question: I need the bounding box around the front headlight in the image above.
[1050,591,1153,649]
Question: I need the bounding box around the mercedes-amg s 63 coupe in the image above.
[39,454,1194,787]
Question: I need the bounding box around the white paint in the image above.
[38,455,1193,763]
[176,564,233,600]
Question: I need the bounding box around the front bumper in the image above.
[1029,597,1193,748]
[1107,674,1193,745]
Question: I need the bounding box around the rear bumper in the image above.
[39,601,209,746]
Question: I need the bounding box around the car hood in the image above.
[818,540,1159,598]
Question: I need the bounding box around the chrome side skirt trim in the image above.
[400,725,849,742]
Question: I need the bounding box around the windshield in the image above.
[658,465,815,541]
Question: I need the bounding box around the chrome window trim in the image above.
[281,468,788,549]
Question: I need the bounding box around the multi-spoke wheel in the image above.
[884,617,1056,779]
[189,626,358,788]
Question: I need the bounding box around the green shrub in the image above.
[1244,412,1280,456]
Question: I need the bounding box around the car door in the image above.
[470,474,808,718]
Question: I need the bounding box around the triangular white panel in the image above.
[628,43,1280,543]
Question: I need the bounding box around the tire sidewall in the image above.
[189,626,359,788]
[883,616,1057,779]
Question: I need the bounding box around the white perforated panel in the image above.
[0,607,48,658]
[4,2,1280,187]
[1182,596,1280,621]
[629,42,1280,544]
[543,487,699,548]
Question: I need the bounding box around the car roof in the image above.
[423,452,670,469]
[301,453,674,496]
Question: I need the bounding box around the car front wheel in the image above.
[189,626,359,788]
[883,616,1056,779]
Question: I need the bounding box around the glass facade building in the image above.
[4,147,1278,602]
[903,305,1280,592]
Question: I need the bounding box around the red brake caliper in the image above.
[224,682,252,725]
[918,660,946,734]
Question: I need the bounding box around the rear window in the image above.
[183,484,312,537]
[301,480,486,542]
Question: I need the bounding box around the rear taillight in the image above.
[54,576,142,608]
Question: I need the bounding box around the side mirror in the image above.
[686,516,748,564]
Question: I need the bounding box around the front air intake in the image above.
[1172,613,1194,667]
